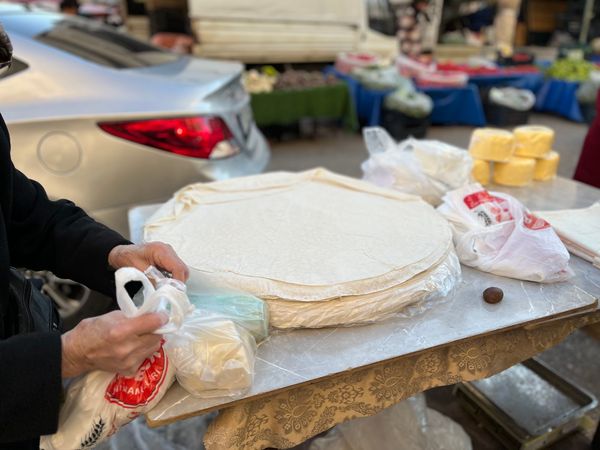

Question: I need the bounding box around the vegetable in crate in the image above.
[242,69,277,94]
[274,70,338,91]
[546,58,596,82]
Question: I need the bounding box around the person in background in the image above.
[574,91,600,189]
[59,0,80,15]
[0,24,189,450]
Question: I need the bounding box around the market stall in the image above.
[326,55,547,128]
[436,62,545,92]
[325,66,486,127]
[534,58,600,123]
[534,78,585,122]
[422,84,486,126]
[250,84,357,130]
[243,69,358,131]
[128,175,600,449]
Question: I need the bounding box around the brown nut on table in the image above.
[483,287,503,304]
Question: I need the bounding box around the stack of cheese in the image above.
[468,126,560,186]
[144,169,460,329]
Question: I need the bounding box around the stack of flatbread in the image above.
[144,169,459,328]
[537,203,600,269]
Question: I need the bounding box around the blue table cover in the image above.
[468,72,544,92]
[325,66,487,127]
[534,78,584,122]
[421,84,486,126]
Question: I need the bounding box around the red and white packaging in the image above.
[335,52,380,74]
[415,70,468,87]
[40,343,176,450]
[40,267,193,450]
[437,184,571,282]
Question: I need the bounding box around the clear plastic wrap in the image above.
[187,292,269,342]
[309,394,472,450]
[266,249,461,329]
[164,310,257,399]
[362,127,472,205]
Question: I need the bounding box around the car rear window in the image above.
[37,18,180,68]
[2,12,180,69]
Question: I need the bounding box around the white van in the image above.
[186,0,397,62]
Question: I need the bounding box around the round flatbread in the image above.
[145,169,453,302]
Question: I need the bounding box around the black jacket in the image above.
[0,115,129,449]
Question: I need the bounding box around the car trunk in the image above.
[128,55,243,93]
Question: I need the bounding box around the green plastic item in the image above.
[188,292,270,343]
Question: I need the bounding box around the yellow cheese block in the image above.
[493,156,535,187]
[472,159,491,185]
[513,125,554,158]
[469,128,515,162]
[534,150,560,181]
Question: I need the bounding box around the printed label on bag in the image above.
[463,191,512,226]
[524,213,551,230]
[105,341,169,409]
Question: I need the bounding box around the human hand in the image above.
[108,242,189,282]
[61,310,167,378]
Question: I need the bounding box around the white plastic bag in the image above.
[156,270,263,398]
[437,184,572,282]
[362,127,472,205]
[165,310,257,399]
[40,267,193,450]
[489,87,535,111]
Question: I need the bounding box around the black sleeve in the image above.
[7,167,130,296]
[0,332,62,442]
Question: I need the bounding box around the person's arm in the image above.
[7,166,190,292]
[0,116,189,444]
[0,311,168,443]
[7,167,130,296]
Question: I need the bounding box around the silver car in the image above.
[0,4,270,237]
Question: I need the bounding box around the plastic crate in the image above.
[484,103,530,126]
[381,108,430,140]
[482,88,532,126]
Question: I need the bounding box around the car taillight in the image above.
[98,117,239,159]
